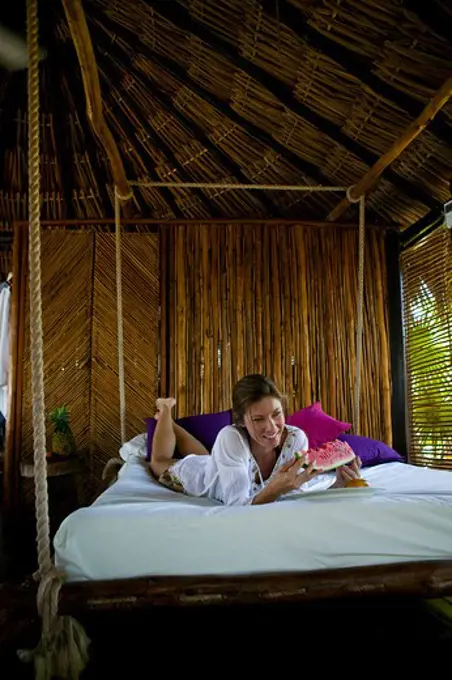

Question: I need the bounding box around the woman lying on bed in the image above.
[150,373,362,506]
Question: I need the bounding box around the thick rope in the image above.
[19,2,90,677]
[130,180,348,192]
[353,195,366,434]
[27,0,52,588]
[115,187,126,445]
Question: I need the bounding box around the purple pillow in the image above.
[145,409,232,461]
[287,401,351,448]
[338,434,404,468]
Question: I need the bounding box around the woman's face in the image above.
[243,397,285,451]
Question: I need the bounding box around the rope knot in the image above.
[18,566,90,678]
[36,567,65,626]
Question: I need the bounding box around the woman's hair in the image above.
[232,374,285,424]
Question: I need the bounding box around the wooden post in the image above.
[62,0,134,216]
[385,231,407,458]
[327,76,452,222]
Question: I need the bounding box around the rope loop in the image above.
[346,184,361,204]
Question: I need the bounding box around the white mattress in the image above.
[54,442,452,583]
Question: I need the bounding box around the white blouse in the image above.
[169,424,310,506]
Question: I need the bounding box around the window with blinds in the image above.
[401,226,452,468]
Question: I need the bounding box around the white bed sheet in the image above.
[54,441,452,583]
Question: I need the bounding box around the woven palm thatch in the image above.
[0,0,451,232]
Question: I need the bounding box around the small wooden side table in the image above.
[20,456,85,506]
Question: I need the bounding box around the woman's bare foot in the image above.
[154,397,176,420]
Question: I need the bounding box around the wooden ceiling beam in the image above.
[54,42,127,217]
[62,0,133,216]
[275,0,451,145]
[149,0,441,213]
[327,76,452,221]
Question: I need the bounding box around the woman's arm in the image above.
[251,483,284,505]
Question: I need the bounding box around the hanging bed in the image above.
[50,433,452,612]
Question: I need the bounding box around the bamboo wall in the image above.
[166,223,392,443]
[20,230,160,498]
[17,221,392,507]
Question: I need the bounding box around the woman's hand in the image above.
[332,456,362,488]
[269,456,318,495]
[252,455,318,505]
[252,455,319,505]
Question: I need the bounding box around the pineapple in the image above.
[49,406,76,457]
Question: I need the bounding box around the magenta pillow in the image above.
[287,402,351,448]
[338,434,404,468]
[145,409,232,461]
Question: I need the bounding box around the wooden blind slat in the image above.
[401,226,452,468]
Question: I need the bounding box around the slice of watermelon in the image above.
[295,439,355,472]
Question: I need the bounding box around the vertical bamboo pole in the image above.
[227,225,237,390]
[236,226,245,383]
[186,226,194,415]
[211,225,219,412]
[271,226,282,390]
[243,225,253,374]
[296,227,311,407]
[194,225,202,414]
[176,225,187,416]
[202,224,212,413]
[262,224,271,378]
[374,231,392,443]
[281,227,292,411]
[289,227,299,412]
[254,225,263,375]
[220,227,230,410]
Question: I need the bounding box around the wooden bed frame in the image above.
[3,560,451,616]
[59,561,452,612]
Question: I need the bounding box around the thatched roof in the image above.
[0,0,451,229]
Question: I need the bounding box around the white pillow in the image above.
[119,433,147,462]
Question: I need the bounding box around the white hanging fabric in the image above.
[0,281,10,418]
